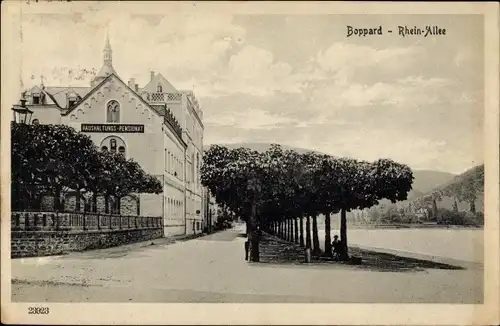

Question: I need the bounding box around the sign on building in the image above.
[81,124,145,133]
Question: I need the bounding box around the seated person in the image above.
[331,235,341,260]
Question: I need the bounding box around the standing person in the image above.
[244,240,250,261]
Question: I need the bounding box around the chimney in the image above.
[128,78,135,89]
[150,71,155,81]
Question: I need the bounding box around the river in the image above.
[318,228,484,263]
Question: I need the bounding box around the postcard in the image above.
[1,1,498,325]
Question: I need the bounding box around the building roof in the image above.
[43,86,91,109]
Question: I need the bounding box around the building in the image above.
[202,188,220,232]
[13,34,205,237]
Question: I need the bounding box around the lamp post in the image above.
[12,95,33,125]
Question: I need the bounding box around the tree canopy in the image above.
[201,144,414,261]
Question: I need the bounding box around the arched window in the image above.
[157,84,163,93]
[100,136,125,155]
[106,100,120,123]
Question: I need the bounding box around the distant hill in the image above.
[410,164,485,212]
[203,142,456,197]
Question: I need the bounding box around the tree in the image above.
[99,152,162,213]
[11,122,102,211]
[321,157,413,260]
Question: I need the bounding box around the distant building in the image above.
[202,188,219,231]
[13,33,205,237]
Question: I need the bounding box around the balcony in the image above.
[143,92,182,103]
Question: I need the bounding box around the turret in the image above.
[91,32,118,87]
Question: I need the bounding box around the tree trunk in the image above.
[306,215,312,249]
[289,218,293,242]
[453,200,458,212]
[299,216,304,247]
[245,220,249,237]
[294,217,299,243]
[470,200,476,214]
[432,199,439,223]
[324,212,332,256]
[340,208,349,261]
[312,215,320,255]
[249,202,259,262]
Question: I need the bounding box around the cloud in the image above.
[295,128,481,174]
[202,45,307,97]
[306,74,474,112]
[18,12,246,88]
[204,107,298,130]
[316,43,421,79]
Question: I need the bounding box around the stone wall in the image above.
[11,211,163,258]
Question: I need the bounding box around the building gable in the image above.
[63,74,162,121]
[142,73,179,94]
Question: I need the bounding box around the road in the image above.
[11,225,483,303]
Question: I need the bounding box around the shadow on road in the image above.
[256,234,466,272]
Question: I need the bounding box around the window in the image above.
[32,95,40,104]
[110,139,117,153]
[68,99,76,108]
[157,84,163,93]
[101,146,108,152]
[106,100,120,123]
[118,146,125,156]
[32,119,40,125]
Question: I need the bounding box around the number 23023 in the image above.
[28,307,49,314]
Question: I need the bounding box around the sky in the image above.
[9,5,484,174]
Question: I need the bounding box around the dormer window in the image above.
[32,94,40,105]
[68,99,76,108]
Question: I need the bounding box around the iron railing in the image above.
[11,211,163,232]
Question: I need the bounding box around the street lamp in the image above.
[12,95,33,124]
